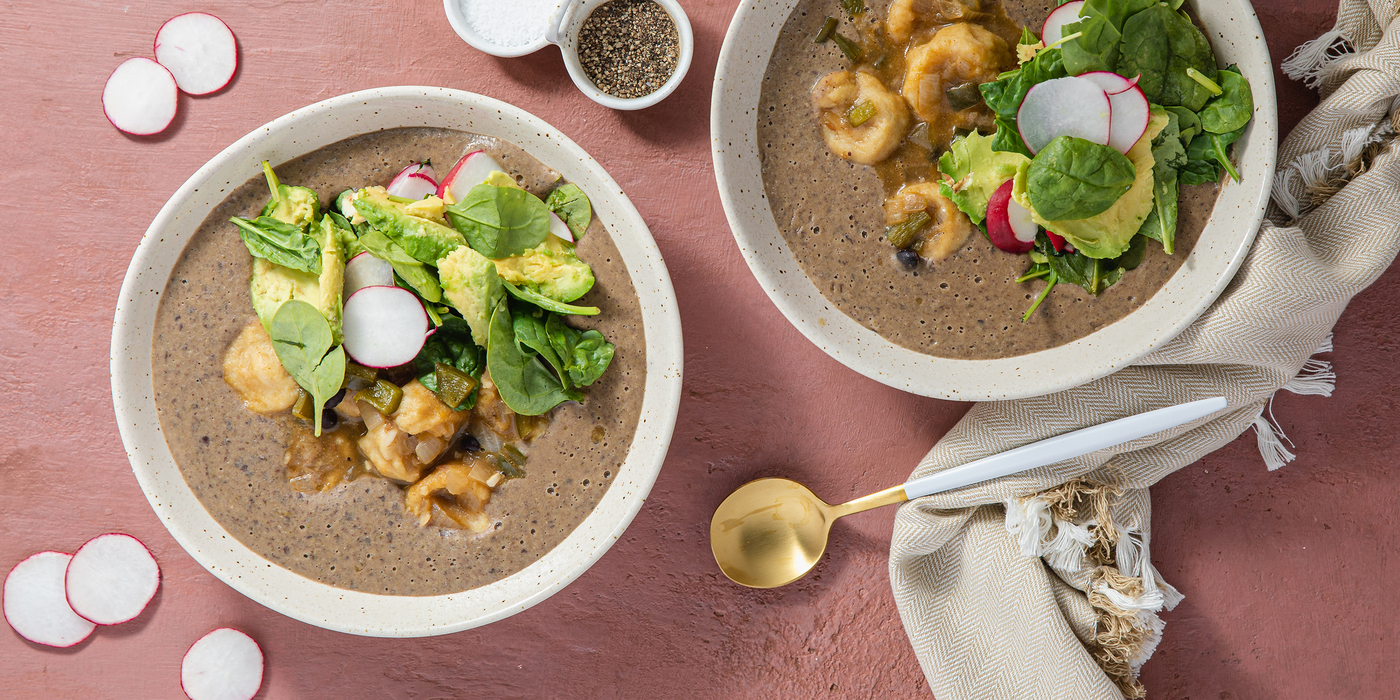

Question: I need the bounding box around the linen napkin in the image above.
[888,2,1400,697]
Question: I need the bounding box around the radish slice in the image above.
[1079,71,1136,95]
[1041,1,1085,46]
[344,252,396,297]
[102,58,179,136]
[1017,76,1111,154]
[1106,84,1151,153]
[387,163,439,200]
[437,150,504,202]
[64,534,160,626]
[341,286,429,368]
[181,628,264,700]
[986,181,1036,254]
[1047,231,1073,253]
[3,552,95,647]
[548,212,574,243]
[154,13,238,96]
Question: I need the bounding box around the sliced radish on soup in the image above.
[1017,77,1111,154]
[1041,1,1085,46]
[438,150,504,202]
[181,628,264,700]
[103,58,179,136]
[386,162,439,200]
[344,252,396,297]
[1106,84,1151,153]
[3,552,95,647]
[341,285,429,368]
[986,181,1037,254]
[154,12,238,96]
[64,533,161,626]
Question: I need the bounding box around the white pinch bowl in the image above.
[712,0,1278,401]
[111,87,683,637]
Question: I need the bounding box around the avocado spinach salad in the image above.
[220,152,616,531]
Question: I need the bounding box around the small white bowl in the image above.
[442,0,558,58]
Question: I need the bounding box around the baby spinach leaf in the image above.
[1166,106,1202,146]
[546,314,615,388]
[1061,16,1121,75]
[446,184,550,259]
[268,300,345,436]
[545,183,593,240]
[486,298,581,416]
[231,216,323,274]
[357,228,443,303]
[413,315,483,410]
[1198,66,1253,135]
[1085,0,1156,31]
[512,309,570,387]
[1117,4,1218,111]
[1138,111,1184,253]
[501,279,601,316]
[991,117,1034,157]
[1026,136,1137,221]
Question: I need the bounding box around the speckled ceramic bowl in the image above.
[111,87,683,637]
[712,0,1277,401]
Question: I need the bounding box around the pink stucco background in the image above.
[1,0,1393,697]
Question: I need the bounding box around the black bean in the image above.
[897,249,920,269]
[325,388,347,409]
[458,433,481,453]
[321,410,339,431]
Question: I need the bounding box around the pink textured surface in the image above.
[0,0,1392,697]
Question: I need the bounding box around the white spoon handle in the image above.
[902,397,1228,499]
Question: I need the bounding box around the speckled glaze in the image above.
[111,87,683,637]
[712,0,1278,401]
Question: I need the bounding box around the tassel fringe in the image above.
[1281,28,1353,89]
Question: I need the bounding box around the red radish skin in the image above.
[102,58,179,136]
[181,628,264,700]
[64,533,161,626]
[1041,1,1085,46]
[1105,84,1151,153]
[1017,76,1112,154]
[437,150,504,202]
[986,181,1036,254]
[1047,231,1074,253]
[341,285,430,368]
[387,162,439,200]
[3,552,96,648]
[154,13,238,96]
[1079,71,1136,95]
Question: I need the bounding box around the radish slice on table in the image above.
[548,211,574,243]
[1105,84,1151,153]
[154,13,238,96]
[344,252,396,297]
[102,58,179,136]
[986,180,1037,254]
[181,628,264,700]
[3,552,95,647]
[437,150,504,202]
[1041,1,1085,46]
[1017,76,1111,154]
[386,162,439,200]
[341,286,429,368]
[1079,71,1136,95]
[64,534,160,626]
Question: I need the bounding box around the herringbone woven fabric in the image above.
[889,3,1400,698]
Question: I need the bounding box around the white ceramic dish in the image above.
[712,0,1278,402]
[111,87,683,637]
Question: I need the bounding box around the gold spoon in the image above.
[710,397,1227,588]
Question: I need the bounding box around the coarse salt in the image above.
[461,0,560,48]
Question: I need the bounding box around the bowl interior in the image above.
[711,0,1278,402]
[111,87,682,637]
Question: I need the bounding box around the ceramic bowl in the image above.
[712,0,1278,401]
[111,87,683,637]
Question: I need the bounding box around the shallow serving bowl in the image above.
[712,0,1278,401]
[111,87,683,637]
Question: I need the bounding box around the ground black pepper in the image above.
[577,0,679,99]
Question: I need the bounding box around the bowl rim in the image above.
[710,0,1279,402]
[110,86,683,637]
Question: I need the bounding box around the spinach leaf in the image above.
[485,298,581,416]
[231,216,323,274]
[501,279,600,316]
[1117,4,1218,111]
[546,314,615,388]
[268,300,345,436]
[1042,233,1147,295]
[1061,16,1121,75]
[446,184,550,259]
[1026,136,1137,221]
[356,228,443,303]
[1181,123,1245,184]
[1138,111,1183,253]
[992,117,1034,157]
[545,183,594,240]
[1198,66,1253,135]
[412,315,483,410]
[1086,0,1156,30]
[1166,105,1201,146]
[981,47,1068,122]
[512,309,570,387]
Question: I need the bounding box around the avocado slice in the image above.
[251,215,346,342]
[258,161,320,230]
[353,186,465,265]
[437,244,505,346]
[493,235,595,303]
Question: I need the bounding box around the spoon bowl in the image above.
[710,479,835,588]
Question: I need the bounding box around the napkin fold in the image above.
[889,2,1400,697]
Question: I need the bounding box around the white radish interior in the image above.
[1017,76,1112,154]
[154,13,238,96]
[387,163,439,200]
[438,150,504,202]
[1041,0,1085,46]
[64,533,161,626]
[3,552,95,647]
[182,628,265,700]
[548,211,574,243]
[344,252,396,297]
[341,285,429,368]
[103,58,179,136]
[1106,85,1151,153]
[1008,198,1039,243]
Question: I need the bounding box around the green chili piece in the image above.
[814,16,838,43]
[871,53,889,69]
[847,99,877,127]
[355,380,404,415]
[516,414,549,442]
[841,0,865,16]
[831,33,863,63]
[885,211,931,250]
[345,363,378,385]
[433,362,479,409]
[493,445,527,479]
[945,83,984,111]
[291,389,315,422]
[1187,68,1224,96]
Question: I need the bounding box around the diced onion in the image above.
[415,436,445,464]
[359,401,385,431]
